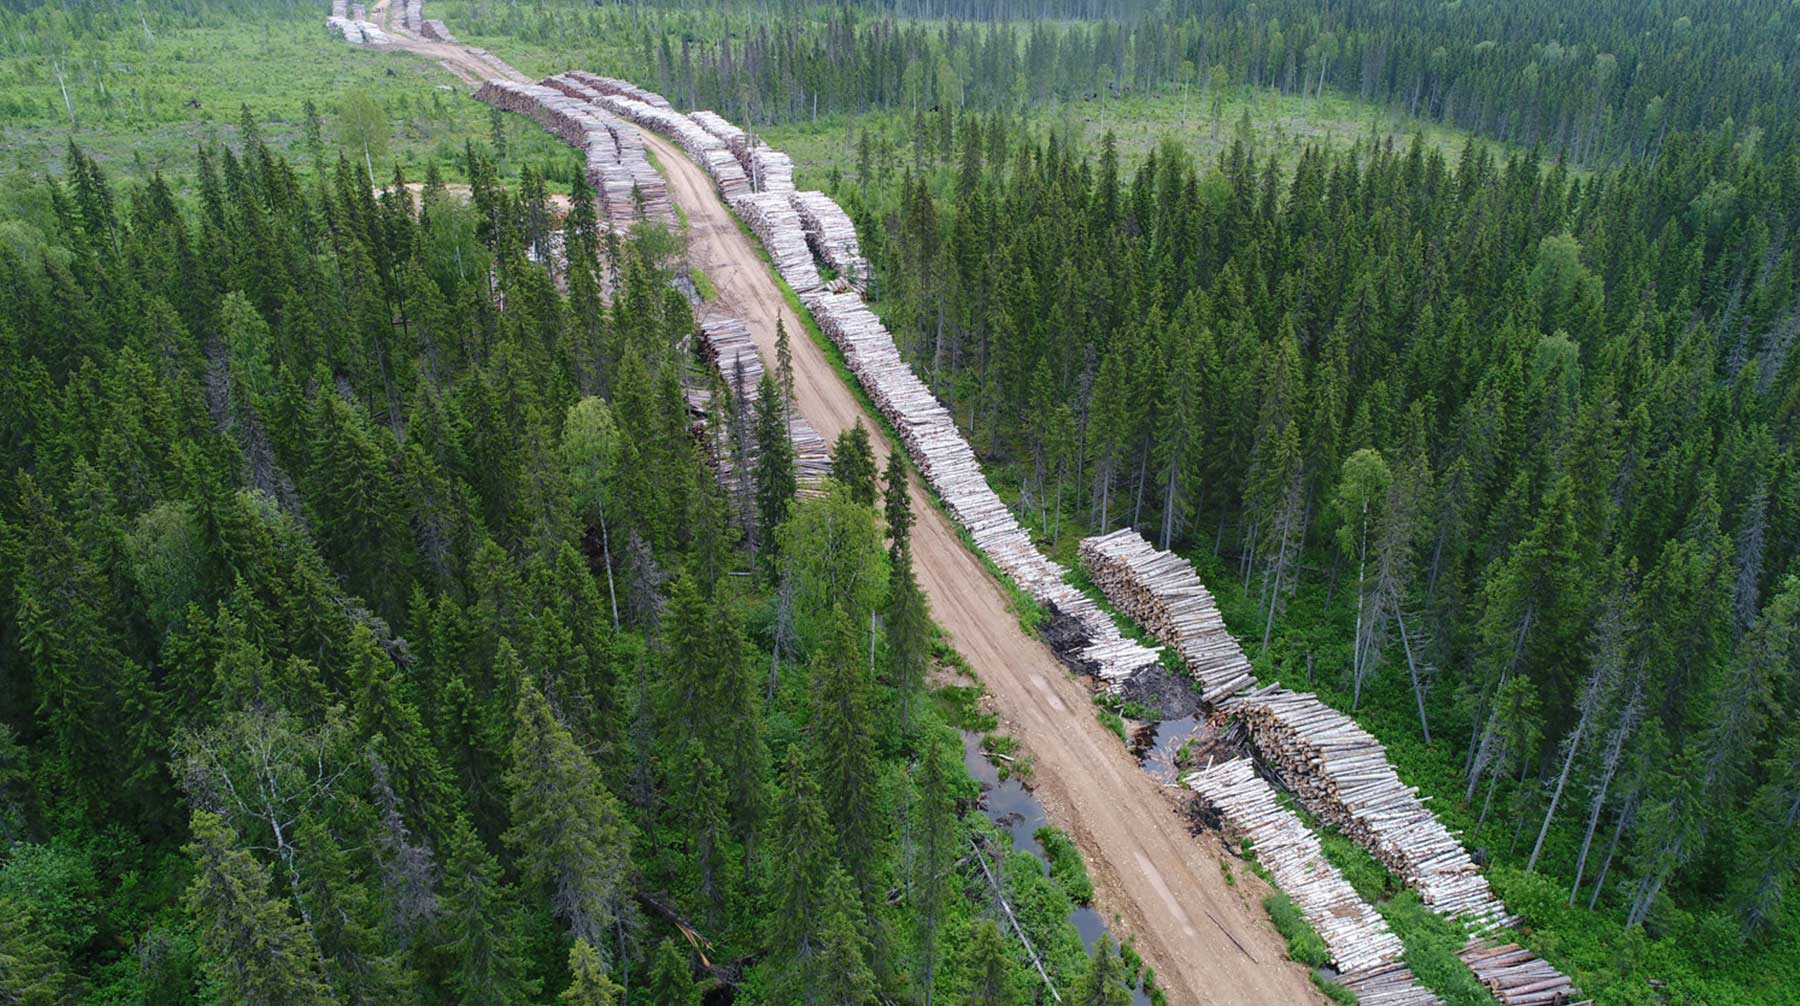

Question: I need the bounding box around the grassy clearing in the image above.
[1035,826,1095,906]
[688,265,716,301]
[0,8,578,191]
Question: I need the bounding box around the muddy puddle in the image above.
[960,730,1152,1005]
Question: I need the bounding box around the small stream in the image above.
[960,731,1152,1006]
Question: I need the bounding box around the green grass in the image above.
[1035,826,1095,906]
[0,8,578,188]
[1096,708,1127,742]
[688,265,717,301]
[1263,892,1330,967]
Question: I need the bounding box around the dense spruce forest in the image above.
[5,0,1800,1004]
[0,129,1144,1003]
[794,26,1800,1006]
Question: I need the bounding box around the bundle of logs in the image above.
[805,289,1162,688]
[1079,529,1256,704]
[561,73,750,203]
[1341,963,1449,1006]
[325,0,389,47]
[1234,684,1517,935]
[693,318,829,492]
[1458,943,1591,1006]
[734,193,823,293]
[1185,758,1431,995]
[473,79,673,233]
[791,191,870,293]
[420,18,452,41]
[398,0,423,34]
[1076,526,1584,1004]
[539,75,673,231]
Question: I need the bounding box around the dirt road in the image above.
[373,34,1318,1006]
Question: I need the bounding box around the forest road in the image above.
[393,36,1319,1006]
[632,131,1322,1006]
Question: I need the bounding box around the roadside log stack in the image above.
[805,290,1163,689]
[694,317,830,490]
[1077,528,1583,1001]
[1342,963,1450,1006]
[1234,684,1516,935]
[561,73,750,202]
[398,0,423,33]
[1458,943,1591,1006]
[473,79,672,233]
[1079,528,1256,704]
[1185,759,1423,987]
[539,75,673,231]
[420,18,452,41]
[735,193,823,293]
[791,191,869,293]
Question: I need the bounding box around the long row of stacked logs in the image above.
[420,18,452,41]
[325,0,390,45]
[538,75,675,230]
[695,317,830,491]
[396,0,422,34]
[1077,527,1590,1005]
[1079,528,1256,704]
[791,191,870,294]
[561,73,751,203]
[471,80,673,234]
[1186,759,1438,1004]
[805,291,1164,688]
[555,75,1162,688]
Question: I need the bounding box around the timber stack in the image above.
[1458,942,1590,1006]
[474,79,672,233]
[804,290,1162,689]
[420,18,452,41]
[561,73,750,202]
[1342,963,1450,1006]
[693,317,829,492]
[735,193,823,293]
[1234,684,1516,934]
[1079,528,1256,704]
[791,191,869,293]
[1186,758,1437,1002]
[398,0,423,33]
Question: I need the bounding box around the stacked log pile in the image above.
[695,318,830,490]
[1078,528,1256,704]
[473,79,671,232]
[1185,759,1422,986]
[1234,684,1516,935]
[805,290,1162,688]
[398,0,423,33]
[749,146,795,193]
[791,191,870,293]
[560,73,750,203]
[420,18,452,41]
[566,73,672,110]
[735,193,823,293]
[1341,963,1449,1006]
[1458,943,1591,1006]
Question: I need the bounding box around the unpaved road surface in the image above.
[374,33,1319,1006]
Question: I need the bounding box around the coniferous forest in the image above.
[3,0,1800,1005]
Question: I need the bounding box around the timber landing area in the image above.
[341,14,1322,1004]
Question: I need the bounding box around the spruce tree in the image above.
[559,939,623,1006]
[502,681,635,953]
[770,746,836,996]
[961,920,1020,1006]
[830,420,878,506]
[439,817,538,1006]
[885,545,930,735]
[646,938,698,1006]
[814,865,878,1006]
[1068,941,1131,1006]
[754,373,796,577]
[183,811,333,1006]
[882,448,914,555]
